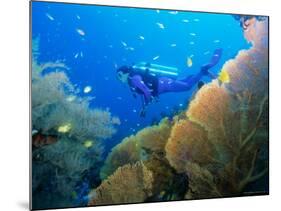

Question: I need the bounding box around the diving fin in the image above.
[201,48,222,78]
[211,48,223,66]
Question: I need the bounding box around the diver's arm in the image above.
[131,75,152,105]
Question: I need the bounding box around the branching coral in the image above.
[165,17,268,198]
[32,70,118,142]
[88,162,153,205]
[32,138,103,203]
[32,38,120,209]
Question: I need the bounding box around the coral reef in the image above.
[88,162,154,205]
[165,17,269,198]
[100,118,172,180]
[32,16,269,208]
[32,38,119,209]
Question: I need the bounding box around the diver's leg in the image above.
[158,49,223,95]
[180,48,223,84]
[158,77,194,94]
[201,48,223,76]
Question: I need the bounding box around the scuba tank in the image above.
[132,62,179,79]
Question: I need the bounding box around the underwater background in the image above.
[31,1,269,210]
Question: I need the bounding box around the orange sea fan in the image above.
[100,118,172,180]
[165,119,210,173]
[187,81,231,135]
[89,162,153,205]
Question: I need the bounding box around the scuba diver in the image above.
[117,48,223,117]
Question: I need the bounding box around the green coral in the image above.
[31,38,119,209]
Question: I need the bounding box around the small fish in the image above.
[139,35,145,40]
[193,18,200,22]
[117,97,122,100]
[66,95,76,102]
[127,47,135,51]
[76,15,81,20]
[170,44,177,47]
[182,19,189,23]
[187,57,193,67]
[76,28,85,36]
[156,22,165,29]
[80,51,83,58]
[214,39,220,43]
[32,129,38,135]
[189,41,195,45]
[189,33,196,36]
[74,53,79,59]
[57,123,72,133]
[218,69,230,83]
[121,41,127,47]
[133,109,137,113]
[83,140,93,148]
[156,10,160,14]
[114,63,118,68]
[83,86,92,93]
[153,55,160,61]
[204,51,210,55]
[168,11,178,15]
[136,123,140,127]
[46,13,54,21]
[179,103,183,107]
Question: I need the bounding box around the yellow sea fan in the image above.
[218,69,230,83]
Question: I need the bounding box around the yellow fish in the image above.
[83,140,93,148]
[57,123,72,133]
[187,57,192,67]
[218,69,230,83]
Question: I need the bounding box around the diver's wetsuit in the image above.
[128,48,222,114]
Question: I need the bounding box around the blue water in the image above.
[32,1,251,150]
